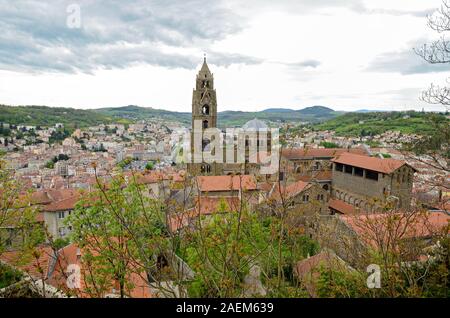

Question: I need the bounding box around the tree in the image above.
[416,0,450,109]
[0,157,46,294]
[319,141,339,149]
[313,208,449,297]
[409,0,450,208]
[45,161,54,169]
[66,169,180,298]
[145,161,154,171]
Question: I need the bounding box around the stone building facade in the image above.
[330,153,416,212]
[280,147,369,180]
[187,57,222,176]
[186,58,273,177]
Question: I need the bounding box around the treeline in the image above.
[0,105,115,129]
[315,111,449,137]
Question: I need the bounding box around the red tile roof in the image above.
[340,211,450,248]
[196,196,241,215]
[270,180,310,202]
[168,196,241,232]
[197,175,257,192]
[329,198,359,215]
[45,189,79,202]
[48,243,153,298]
[0,246,55,279]
[294,250,349,297]
[42,194,81,212]
[30,191,52,205]
[127,170,185,185]
[282,147,368,160]
[331,152,414,174]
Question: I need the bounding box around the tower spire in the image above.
[204,53,206,63]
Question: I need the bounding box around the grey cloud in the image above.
[289,60,321,69]
[207,52,263,67]
[364,8,434,18]
[377,88,422,101]
[233,0,433,17]
[0,0,439,74]
[0,0,257,73]
[236,0,365,14]
[366,40,450,75]
[272,59,321,71]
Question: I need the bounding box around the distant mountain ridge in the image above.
[0,104,340,128]
[95,105,341,127]
[0,104,115,129]
[0,104,446,136]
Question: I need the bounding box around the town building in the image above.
[330,152,417,212]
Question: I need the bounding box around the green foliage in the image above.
[0,105,114,129]
[319,141,339,148]
[365,140,381,147]
[315,236,450,298]
[0,156,46,276]
[45,161,54,169]
[182,202,319,298]
[183,206,266,298]
[145,161,154,170]
[66,174,168,297]
[316,111,449,137]
[96,105,341,128]
[117,157,134,169]
[0,263,23,289]
[317,267,369,298]
[49,129,70,144]
[53,238,70,250]
[0,123,11,136]
[51,154,70,164]
[405,114,450,159]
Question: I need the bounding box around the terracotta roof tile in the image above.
[294,250,349,297]
[331,152,414,174]
[197,175,257,192]
[42,194,80,212]
[270,180,310,202]
[329,198,358,215]
[0,246,55,279]
[340,211,450,248]
[282,147,368,160]
[48,243,153,298]
[195,196,241,215]
[168,196,241,232]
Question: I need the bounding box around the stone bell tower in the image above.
[187,56,223,176]
[192,55,217,129]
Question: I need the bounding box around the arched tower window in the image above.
[202,105,210,115]
[202,139,210,151]
[203,120,209,129]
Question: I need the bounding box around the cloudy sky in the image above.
[1,0,449,112]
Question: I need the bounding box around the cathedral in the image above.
[186,57,274,177]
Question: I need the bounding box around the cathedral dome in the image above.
[242,118,268,130]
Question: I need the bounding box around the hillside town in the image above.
[0,58,448,299]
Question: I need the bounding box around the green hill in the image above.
[94,105,191,125]
[95,105,340,127]
[0,105,115,129]
[315,111,449,136]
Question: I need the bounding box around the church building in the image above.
[187,57,274,177]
